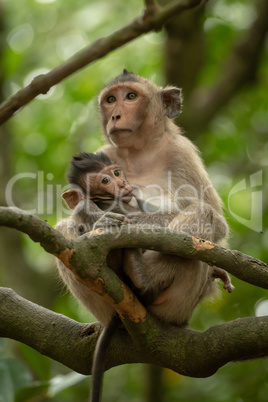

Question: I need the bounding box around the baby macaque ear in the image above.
[62,189,83,209]
[161,87,182,119]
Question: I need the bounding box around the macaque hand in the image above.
[93,212,131,230]
[125,211,147,224]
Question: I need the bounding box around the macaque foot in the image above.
[212,267,234,293]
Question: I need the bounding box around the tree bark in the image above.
[1,287,268,377]
[1,206,268,309]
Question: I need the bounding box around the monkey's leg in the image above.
[124,246,178,308]
[123,248,170,304]
[125,203,226,325]
[142,252,212,325]
[212,266,234,293]
[169,202,233,292]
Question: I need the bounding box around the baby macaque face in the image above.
[86,163,133,203]
[62,163,133,210]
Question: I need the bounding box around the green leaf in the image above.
[0,358,32,402]
[15,382,49,402]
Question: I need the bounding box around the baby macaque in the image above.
[63,151,156,216]
[55,151,160,402]
[55,152,139,320]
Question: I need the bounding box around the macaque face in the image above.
[86,164,133,202]
[99,83,150,148]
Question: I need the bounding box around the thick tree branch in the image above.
[1,206,268,296]
[0,206,72,254]
[1,204,268,341]
[1,287,268,377]
[0,0,204,126]
[187,0,268,130]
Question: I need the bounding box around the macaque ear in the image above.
[161,87,182,119]
[62,189,83,209]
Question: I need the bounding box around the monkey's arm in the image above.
[125,210,177,227]
[126,201,228,243]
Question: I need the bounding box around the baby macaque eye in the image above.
[107,95,116,103]
[77,224,87,235]
[126,92,137,100]
[102,177,110,184]
[113,170,120,177]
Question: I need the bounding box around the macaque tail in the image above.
[89,315,119,402]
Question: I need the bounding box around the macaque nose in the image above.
[112,114,121,121]
[119,180,130,191]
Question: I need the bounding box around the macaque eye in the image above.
[113,170,120,177]
[107,95,116,104]
[77,224,86,235]
[126,92,137,100]
[102,177,110,184]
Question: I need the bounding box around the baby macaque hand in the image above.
[93,212,130,230]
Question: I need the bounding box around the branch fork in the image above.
[1,206,268,374]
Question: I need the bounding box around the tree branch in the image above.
[1,287,268,377]
[0,0,203,126]
[1,205,268,323]
[0,206,72,254]
[0,206,148,325]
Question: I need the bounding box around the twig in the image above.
[0,0,203,125]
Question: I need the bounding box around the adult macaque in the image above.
[56,69,233,401]
[97,69,232,325]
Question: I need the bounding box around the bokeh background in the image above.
[0,0,267,400]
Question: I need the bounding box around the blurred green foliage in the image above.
[0,0,268,400]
